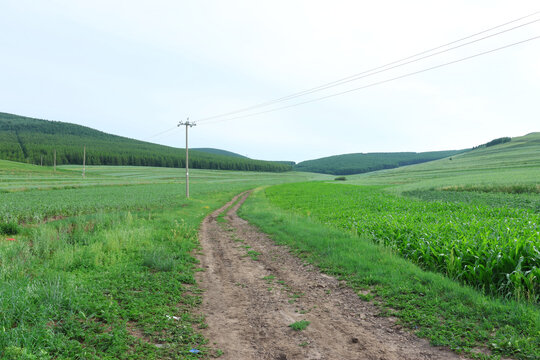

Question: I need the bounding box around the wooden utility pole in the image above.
[178,118,196,198]
[82,145,86,178]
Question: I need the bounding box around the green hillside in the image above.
[294,149,465,175]
[193,148,248,158]
[0,112,291,172]
[193,149,296,166]
[273,160,296,166]
[348,132,540,192]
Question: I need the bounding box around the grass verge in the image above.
[239,188,540,360]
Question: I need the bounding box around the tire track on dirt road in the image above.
[196,191,465,360]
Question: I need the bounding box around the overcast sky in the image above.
[1,1,539,162]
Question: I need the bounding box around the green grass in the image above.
[0,221,19,235]
[0,165,331,223]
[346,132,540,192]
[405,189,540,212]
[246,250,261,261]
[0,164,328,359]
[2,131,538,359]
[263,182,539,302]
[439,184,540,194]
[288,320,310,331]
[0,160,329,193]
[1,205,208,359]
[239,188,540,359]
[237,136,540,359]
[294,149,464,175]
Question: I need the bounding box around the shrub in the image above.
[0,221,20,235]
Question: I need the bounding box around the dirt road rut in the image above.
[196,191,464,360]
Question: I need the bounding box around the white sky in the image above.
[1,1,539,163]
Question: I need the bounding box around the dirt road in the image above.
[196,192,464,360]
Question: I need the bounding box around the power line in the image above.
[142,11,540,138]
[197,34,540,126]
[195,10,540,123]
[144,125,178,141]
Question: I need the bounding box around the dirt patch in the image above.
[196,192,466,360]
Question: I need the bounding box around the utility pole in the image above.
[178,118,196,198]
[82,145,86,178]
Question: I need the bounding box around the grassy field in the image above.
[293,149,464,175]
[0,162,329,359]
[240,190,539,360]
[346,132,540,192]
[238,134,540,360]
[263,182,539,302]
[0,163,326,223]
[1,132,539,359]
[0,160,312,193]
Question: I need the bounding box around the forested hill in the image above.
[193,148,248,158]
[0,112,292,172]
[294,150,466,175]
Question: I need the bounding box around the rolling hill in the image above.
[0,112,292,172]
[294,149,466,175]
[347,132,540,192]
[193,148,248,158]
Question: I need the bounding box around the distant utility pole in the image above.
[82,145,86,178]
[178,118,196,198]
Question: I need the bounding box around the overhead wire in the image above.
[142,10,540,137]
[197,34,540,126]
[195,10,540,123]
[145,125,178,140]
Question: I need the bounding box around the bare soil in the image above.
[196,191,465,360]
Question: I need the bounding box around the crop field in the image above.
[237,136,540,359]
[1,134,539,359]
[0,160,314,192]
[0,165,326,224]
[241,186,540,359]
[0,163,329,359]
[264,182,539,302]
